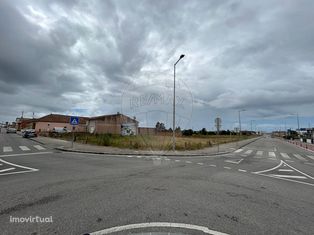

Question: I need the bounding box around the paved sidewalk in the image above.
[31,135,262,156]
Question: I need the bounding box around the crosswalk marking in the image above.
[256,151,263,156]
[244,150,253,154]
[293,154,307,161]
[19,146,30,151]
[234,149,243,153]
[307,155,314,160]
[280,153,290,159]
[33,145,45,150]
[3,146,13,152]
[268,152,276,158]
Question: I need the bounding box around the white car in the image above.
[6,128,17,133]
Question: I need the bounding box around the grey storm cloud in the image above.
[0,0,314,131]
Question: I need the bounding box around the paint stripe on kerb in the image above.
[88,222,230,235]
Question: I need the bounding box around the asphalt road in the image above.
[0,131,313,235]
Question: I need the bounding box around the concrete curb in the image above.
[54,136,262,157]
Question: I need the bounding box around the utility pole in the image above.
[172,54,185,151]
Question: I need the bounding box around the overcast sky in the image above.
[1,0,314,131]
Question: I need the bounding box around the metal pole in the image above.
[238,110,241,136]
[297,113,300,130]
[172,55,184,151]
[172,64,176,151]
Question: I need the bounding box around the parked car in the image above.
[6,128,17,133]
[52,127,69,133]
[22,129,37,138]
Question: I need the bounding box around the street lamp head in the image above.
[180,54,185,59]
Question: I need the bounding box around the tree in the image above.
[200,128,207,135]
[156,121,166,131]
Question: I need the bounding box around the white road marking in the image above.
[278,169,293,172]
[283,161,314,179]
[253,161,284,174]
[165,159,171,161]
[271,175,307,179]
[185,161,192,164]
[307,155,314,160]
[256,173,314,187]
[3,146,13,152]
[209,164,216,167]
[234,149,243,153]
[268,152,276,158]
[0,158,38,176]
[280,153,290,159]
[293,154,307,161]
[224,167,231,170]
[304,162,314,166]
[33,145,45,150]
[238,169,247,172]
[225,159,243,164]
[0,168,15,173]
[19,146,30,151]
[0,152,52,158]
[244,150,253,154]
[175,160,181,162]
[88,222,230,235]
[256,151,263,156]
[127,156,133,158]
[136,156,142,158]
[197,163,204,165]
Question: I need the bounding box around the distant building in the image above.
[35,114,88,133]
[86,113,138,135]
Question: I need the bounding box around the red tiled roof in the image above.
[37,114,88,124]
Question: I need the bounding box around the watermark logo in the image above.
[121,79,193,153]
[9,216,53,223]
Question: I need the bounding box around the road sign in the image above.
[70,116,79,126]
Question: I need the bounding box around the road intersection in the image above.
[0,132,313,235]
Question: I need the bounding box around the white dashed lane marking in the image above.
[293,154,307,161]
[185,161,192,164]
[256,151,263,156]
[307,155,314,160]
[3,146,13,152]
[234,149,243,153]
[19,146,30,151]
[244,150,253,154]
[268,152,276,158]
[33,145,45,150]
[280,153,290,159]
[197,163,204,165]
[238,169,247,172]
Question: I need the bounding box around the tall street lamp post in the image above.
[173,54,185,151]
[238,109,246,137]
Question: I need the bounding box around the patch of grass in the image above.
[52,132,255,150]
